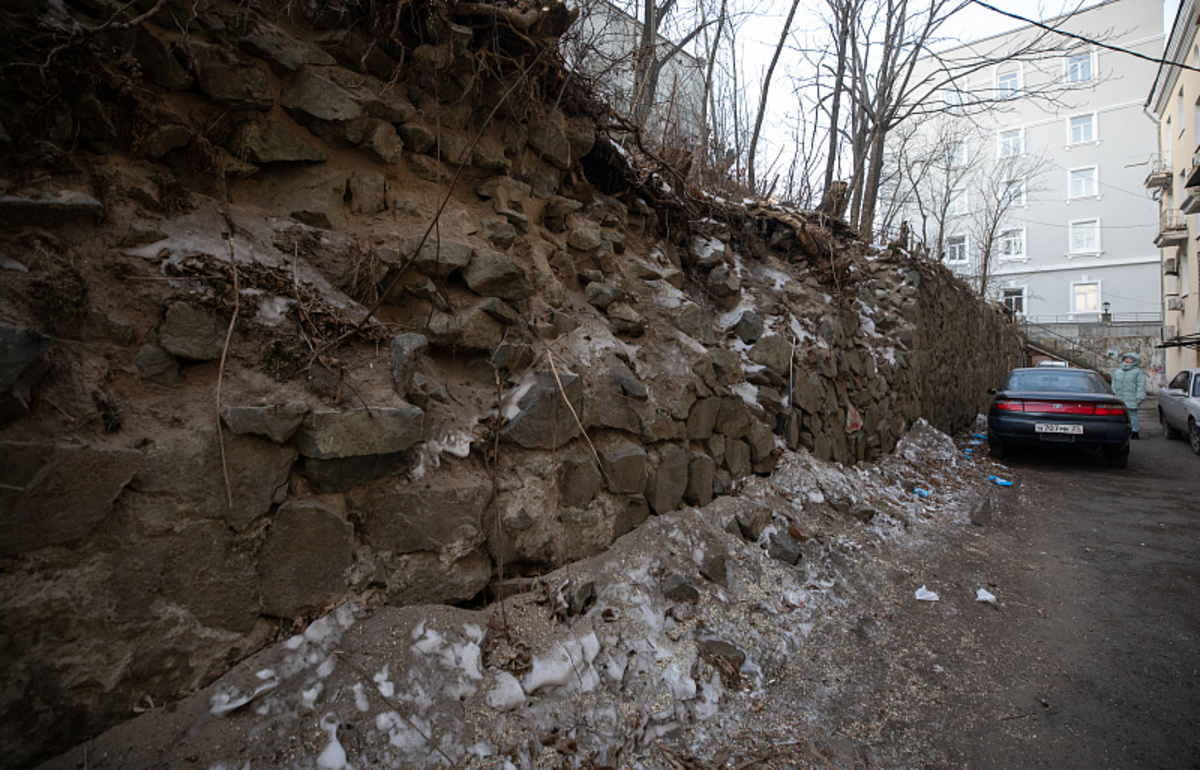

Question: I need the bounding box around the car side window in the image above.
[1192,375,1200,398]
[1169,372,1189,391]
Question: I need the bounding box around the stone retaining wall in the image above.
[0,1,1022,765]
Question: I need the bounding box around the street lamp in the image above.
[1101,301,1111,323]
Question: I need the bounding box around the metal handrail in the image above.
[1160,210,1187,231]
[1020,319,1119,370]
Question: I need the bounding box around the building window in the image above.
[999,228,1025,259]
[1003,178,1026,206]
[997,69,1019,99]
[947,140,968,168]
[1069,114,1094,144]
[949,187,969,216]
[946,234,969,263]
[1001,287,1026,314]
[1072,281,1099,313]
[943,88,964,110]
[1069,166,1097,198]
[999,129,1023,157]
[1069,219,1100,253]
[1066,52,1092,83]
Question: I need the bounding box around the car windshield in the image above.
[1004,370,1110,394]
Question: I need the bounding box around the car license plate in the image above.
[1035,423,1083,435]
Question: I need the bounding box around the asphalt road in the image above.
[808,398,1200,769]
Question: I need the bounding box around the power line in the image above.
[969,0,1200,74]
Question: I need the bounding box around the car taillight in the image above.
[1093,404,1127,416]
[994,400,1023,411]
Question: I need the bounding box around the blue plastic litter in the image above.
[973,433,987,441]
[912,487,931,498]
[988,475,1013,487]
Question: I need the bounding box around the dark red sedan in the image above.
[987,367,1132,468]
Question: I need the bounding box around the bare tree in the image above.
[746,0,802,193]
[884,117,981,256]
[968,153,1045,296]
[839,0,1084,238]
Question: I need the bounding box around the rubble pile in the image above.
[0,0,1021,765]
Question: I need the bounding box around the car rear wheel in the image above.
[1103,447,1129,469]
[1189,419,1200,456]
[1161,409,1183,440]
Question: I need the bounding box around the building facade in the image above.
[564,1,706,146]
[1145,0,1200,372]
[897,0,1164,338]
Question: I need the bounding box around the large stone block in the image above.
[220,403,310,444]
[391,333,429,397]
[646,443,688,515]
[160,520,261,633]
[403,235,474,278]
[377,548,492,606]
[425,304,506,350]
[0,442,142,556]
[685,452,716,507]
[686,397,721,440]
[501,371,584,449]
[353,469,492,554]
[190,43,273,109]
[239,22,337,74]
[299,451,414,493]
[749,335,792,376]
[230,121,326,164]
[159,302,226,361]
[280,68,367,146]
[361,120,404,164]
[293,405,425,459]
[597,436,647,495]
[463,250,531,300]
[258,500,354,618]
[556,448,602,508]
[133,429,295,531]
[528,110,572,169]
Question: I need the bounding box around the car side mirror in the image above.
[987,388,998,395]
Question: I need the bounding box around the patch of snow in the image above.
[486,672,525,710]
[731,382,759,408]
[692,235,726,262]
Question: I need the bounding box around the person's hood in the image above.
[1119,352,1141,369]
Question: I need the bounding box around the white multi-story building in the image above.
[896,0,1164,328]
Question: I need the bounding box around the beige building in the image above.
[1146,0,1200,371]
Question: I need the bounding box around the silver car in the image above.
[1159,367,1200,455]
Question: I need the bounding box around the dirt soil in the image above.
[796,398,1200,769]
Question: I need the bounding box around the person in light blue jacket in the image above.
[1110,352,1147,439]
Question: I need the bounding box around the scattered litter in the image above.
[973,433,987,441]
[988,475,1013,487]
[912,487,930,498]
[976,588,996,604]
[963,449,974,457]
[968,438,984,446]
[915,585,940,602]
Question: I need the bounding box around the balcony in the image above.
[1145,155,1172,189]
[1188,152,1200,189]
[1155,210,1188,247]
[1183,190,1200,215]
